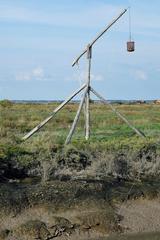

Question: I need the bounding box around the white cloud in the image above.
[15,67,52,81]
[66,71,103,84]
[15,72,31,81]
[32,67,44,79]
[135,69,148,80]
[91,73,103,82]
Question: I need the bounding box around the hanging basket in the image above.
[127,41,135,52]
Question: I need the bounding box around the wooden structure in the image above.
[23,9,145,144]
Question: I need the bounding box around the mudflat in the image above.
[0,179,160,239]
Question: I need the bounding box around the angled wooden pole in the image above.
[90,87,146,138]
[72,9,127,67]
[65,87,88,144]
[22,84,86,141]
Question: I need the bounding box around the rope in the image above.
[129,6,132,41]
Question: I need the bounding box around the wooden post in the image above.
[22,84,86,141]
[65,87,88,144]
[85,44,92,140]
[90,87,146,138]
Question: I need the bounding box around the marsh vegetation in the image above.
[1,100,160,239]
[1,100,160,181]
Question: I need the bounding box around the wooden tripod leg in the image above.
[85,88,90,140]
[22,84,87,141]
[90,87,146,138]
[65,87,88,144]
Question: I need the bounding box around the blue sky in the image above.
[0,0,160,100]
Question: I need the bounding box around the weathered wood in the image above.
[22,8,136,144]
[85,45,92,140]
[90,87,146,138]
[72,9,127,67]
[22,84,86,141]
[65,87,88,144]
[85,91,90,140]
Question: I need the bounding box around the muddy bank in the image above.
[119,199,160,233]
[0,180,120,239]
[0,179,160,239]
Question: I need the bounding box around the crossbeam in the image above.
[72,9,127,67]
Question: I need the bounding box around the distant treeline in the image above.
[8,99,157,104]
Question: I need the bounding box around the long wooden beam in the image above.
[72,8,127,67]
[90,87,146,138]
[22,84,86,141]
[65,86,88,144]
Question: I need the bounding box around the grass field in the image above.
[1,100,160,181]
[1,100,160,143]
